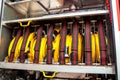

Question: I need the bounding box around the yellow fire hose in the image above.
[7,32,35,62]
[25,32,35,53]
[7,36,23,61]
[28,36,47,63]
[91,34,96,63]
[52,34,72,63]
[52,34,61,63]
[14,36,23,61]
[94,33,101,63]
[39,36,47,62]
[8,37,16,60]
[78,33,83,63]
[92,33,108,63]
[53,33,83,63]
[7,20,34,62]
[28,38,36,62]
[7,37,16,61]
[91,33,101,63]
[65,34,72,63]
[7,33,107,63]
[7,24,108,64]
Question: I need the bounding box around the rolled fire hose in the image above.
[20,28,30,63]
[85,21,91,65]
[71,22,78,65]
[53,29,83,64]
[94,33,101,63]
[8,29,22,62]
[53,34,72,63]
[28,32,47,63]
[13,36,23,61]
[8,20,35,63]
[7,22,108,65]
[8,30,103,64]
[91,33,101,63]
[34,26,43,63]
[39,36,47,62]
[25,32,36,62]
[32,27,107,64]
[98,20,107,65]
[91,34,95,63]
[65,34,72,63]
[29,37,47,63]
[28,37,36,62]
[8,30,35,62]
[53,34,61,63]
[47,24,54,64]
[59,23,67,64]
[92,33,108,63]
[7,35,23,62]
[8,34,106,64]
[19,21,33,63]
[84,20,107,65]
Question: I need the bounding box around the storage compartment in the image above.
[0,0,116,77]
[1,15,115,65]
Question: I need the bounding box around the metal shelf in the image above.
[0,62,115,74]
[2,9,109,25]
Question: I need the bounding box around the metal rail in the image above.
[2,9,109,24]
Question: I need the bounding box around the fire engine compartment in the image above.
[1,16,114,64]
[0,0,117,79]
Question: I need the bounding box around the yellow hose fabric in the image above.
[53,34,61,63]
[7,29,108,64]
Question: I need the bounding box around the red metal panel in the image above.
[116,0,120,31]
